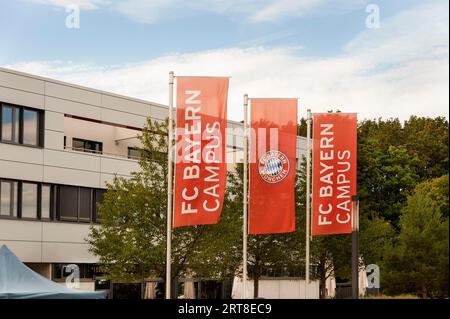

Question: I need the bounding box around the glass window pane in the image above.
[94,189,106,222]
[79,188,92,220]
[12,182,18,217]
[2,106,13,141]
[72,138,84,151]
[72,138,102,154]
[22,183,38,218]
[0,181,18,217]
[41,185,51,219]
[128,147,142,160]
[84,140,102,153]
[60,186,78,219]
[23,109,38,145]
[1,181,11,216]
[85,141,94,151]
[14,108,20,143]
[95,142,102,153]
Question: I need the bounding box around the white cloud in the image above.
[113,0,367,24]
[6,2,449,122]
[25,0,367,24]
[113,0,175,24]
[111,0,266,24]
[249,0,325,22]
[345,1,449,64]
[27,0,110,10]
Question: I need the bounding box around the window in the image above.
[0,179,104,223]
[41,185,51,219]
[21,183,38,219]
[53,264,99,280]
[0,180,18,217]
[127,147,142,160]
[58,185,96,222]
[59,186,78,220]
[1,106,12,141]
[0,182,11,216]
[0,103,43,147]
[94,189,106,222]
[72,138,102,154]
[1,106,19,143]
[23,109,39,146]
[79,188,92,221]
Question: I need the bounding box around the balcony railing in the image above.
[64,146,139,161]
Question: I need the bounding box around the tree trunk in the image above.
[253,275,260,299]
[319,273,327,299]
[319,261,327,299]
[421,285,427,299]
[172,275,178,299]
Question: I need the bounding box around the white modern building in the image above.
[0,67,309,296]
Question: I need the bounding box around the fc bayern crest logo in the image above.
[258,150,290,184]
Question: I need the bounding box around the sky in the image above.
[0,0,448,122]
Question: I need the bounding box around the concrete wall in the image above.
[0,142,141,188]
[0,219,97,263]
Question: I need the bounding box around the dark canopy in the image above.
[0,245,105,299]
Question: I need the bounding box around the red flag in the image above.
[311,113,357,236]
[249,99,298,234]
[173,77,228,227]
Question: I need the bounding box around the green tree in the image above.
[88,119,241,297]
[185,170,242,280]
[382,177,449,297]
[294,156,353,299]
[226,163,305,298]
[359,213,395,266]
[356,116,448,287]
[357,116,448,226]
[310,234,352,298]
[297,117,307,137]
[403,116,449,180]
[413,175,449,218]
[358,120,421,226]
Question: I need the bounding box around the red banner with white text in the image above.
[249,98,298,234]
[173,77,228,227]
[311,113,357,236]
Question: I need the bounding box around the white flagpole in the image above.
[243,94,249,299]
[305,109,312,299]
[166,71,174,299]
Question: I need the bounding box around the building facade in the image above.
[0,67,307,295]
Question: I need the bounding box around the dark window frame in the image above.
[0,179,18,217]
[72,137,103,154]
[57,185,102,223]
[20,181,39,220]
[52,263,101,281]
[127,146,142,160]
[40,184,53,220]
[22,108,40,147]
[0,105,18,143]
[58,185,79,222]
[93,188,106,223]
[0,102,44,147]
[78,187,93,222]
[0,178,104,223]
